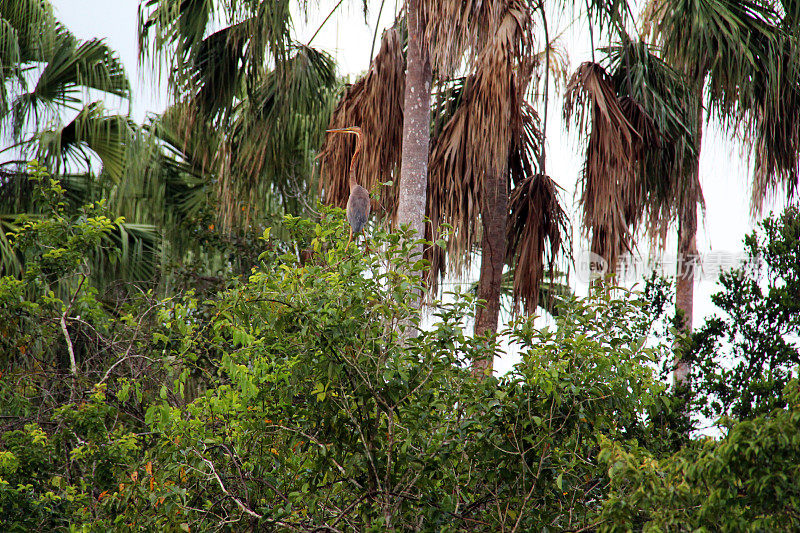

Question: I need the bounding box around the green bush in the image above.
[2,170,799,531]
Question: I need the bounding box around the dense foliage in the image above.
[689,206,800,420]
[1,171,798,531]
[3,0,800,529]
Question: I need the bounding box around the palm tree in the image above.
[643,0,797,388]
[0,1,229,295]
[319,2,572,375]
[0,0,159,284]
[426,1,553,374]
[564,39,699,275]
[396,0,431,268]
[1,1,130,172]
[138,0,338,232]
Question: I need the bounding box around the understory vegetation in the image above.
[1,170,798,531]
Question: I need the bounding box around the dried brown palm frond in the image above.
[601,39,701,249]
[419,0,502,75]
[564,61,656,272]
[427,0,534,292]
[506,101,570,315]
[506,171,570,316]
[318,25,405,223]
[531,38,571,96]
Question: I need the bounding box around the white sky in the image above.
[52,0,788,375]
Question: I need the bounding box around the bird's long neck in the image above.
[349,134,362,188]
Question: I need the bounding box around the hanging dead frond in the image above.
[531,38,571,95]
[419,0,501,76]
[505,100,570,315]
[604,39,700,248]
[506,172,570,316]
[564,61,649,272]
[318,25,405,223]
[427,0,534,292]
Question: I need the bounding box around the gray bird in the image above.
[326,126,370,249]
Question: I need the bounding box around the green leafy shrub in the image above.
[3,168,798,531]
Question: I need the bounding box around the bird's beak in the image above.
[326,128,357,135]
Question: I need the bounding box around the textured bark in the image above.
[397,0,432,271]
[473,170,508,377]
[674,196,697,385]
[674,101,702,391]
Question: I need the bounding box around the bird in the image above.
[325,126,370,249]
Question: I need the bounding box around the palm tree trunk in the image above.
[473,170,508,377]
[397,0,431,270]
[675,196,697,385]
[674,100,702,390]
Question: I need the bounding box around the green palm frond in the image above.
[748,54,800,207]
[645,0,800,210]
[0,0,56,66]
[139,0,294,102]
[138,0,216,78]
[219,43,337,229]
[97,222,160,286]
[8,27,129,138]
[189,22,247,119]
[0,19,21,110]
[38,30,129,98]
[0,0,55,126]
[111,115,210,254]
[744,8,800,209]
[644,0,780,112]
[140,1,339,232]
[34,103,133,181]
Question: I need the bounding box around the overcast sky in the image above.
[51,0,788,374]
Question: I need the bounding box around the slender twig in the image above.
[368,0,388,63]
[200,455,263,519]
[60,314,77,376]
[61,271,88,376]
[98,354,157,385]
[307,0,347,46]
[269,424,356,485]
[564,520,605,533]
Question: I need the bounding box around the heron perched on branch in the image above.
[326,126,370,249]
